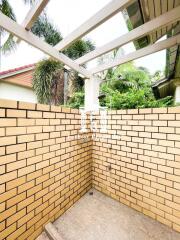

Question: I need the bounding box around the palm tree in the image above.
[0,0,95,53]
[0,0,61,53]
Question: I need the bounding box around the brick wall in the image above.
[92,108,180,233]
[0,99,180,239]
[0,99,92,240]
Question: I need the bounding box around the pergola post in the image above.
[174,79,180,105]
[85,76,101,111]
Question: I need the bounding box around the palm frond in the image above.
[0,0,17,54]
[65,39,95,60]
[1,34,16,55]
[31,15,62,46]
[0,0,16,21]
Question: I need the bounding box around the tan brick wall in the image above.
[92,107,180,233]
[0,99,92,240]
[0,99,180,239]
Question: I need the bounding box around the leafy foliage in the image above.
[68,91,84,109]
[99,62,173,109]
[69,62,173,109]
[101,89,173,109]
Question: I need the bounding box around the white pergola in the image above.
[0,0,180,110]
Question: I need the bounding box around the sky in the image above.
[0,0,166,74]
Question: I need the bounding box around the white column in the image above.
[85,76,101,111]
[174,79,180,105]
[175,84,180,104]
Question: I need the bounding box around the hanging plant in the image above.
[33,59,64,105]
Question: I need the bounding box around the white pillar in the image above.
[85,76,101,111]
[174,79,180,105]
[175,85,180,104]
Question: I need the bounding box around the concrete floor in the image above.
[37,189,180,240]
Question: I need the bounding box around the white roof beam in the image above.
[90,34,180,74]
[0,12,91,78]
[55,0,133,51]
[22,0,49,30]
[76,6,180,65]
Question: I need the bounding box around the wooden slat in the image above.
[22,0,49,30]
[90,34,180,74]
[161,0,168,36]
[139,0,149,22]
[76,6,180,65]
[167,0,175,31]
[0,12,91,78]
[154,0,162,39]
[173,0,180,28]
[155,0,161,17]
[174,0,180,7]
[54,0,133,51]
[168,0,174,10]
[147,0,157,43]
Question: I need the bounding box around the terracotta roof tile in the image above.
[0,64,35,76]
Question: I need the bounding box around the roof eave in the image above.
[0,66,35,80]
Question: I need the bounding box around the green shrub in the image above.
[68,92,84,109]
[68,62,174,110]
